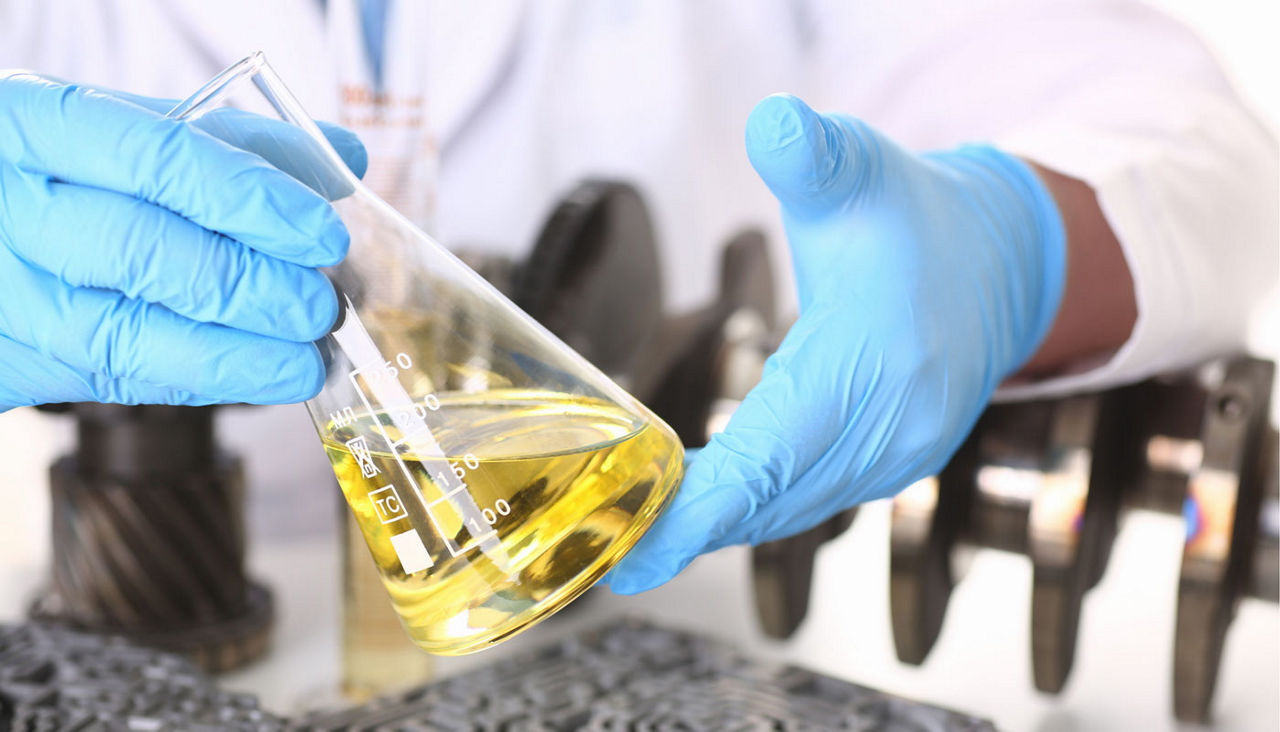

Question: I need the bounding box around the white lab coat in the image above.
[0,1,1275,523]
[2,0,1275,392]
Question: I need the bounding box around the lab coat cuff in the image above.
[990,92,1278,401]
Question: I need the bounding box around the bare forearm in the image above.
[1016,162,1137,378]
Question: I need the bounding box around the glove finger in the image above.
[710,352,975,551]
[707,469,867,550]
[315,121,370,180]
[1,166,337,342]
[714,414,951,550]
[0,74,347,266]
[0,334,216,410]
[745,93,876,218]
[99,87,368,180]
[607,314,842,594]
[598,447,701,588]
[175,108,362,202]
[0,249,324,405]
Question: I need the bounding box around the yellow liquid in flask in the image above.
[324,389,682,655]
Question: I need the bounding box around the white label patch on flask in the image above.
[390,528,434,574]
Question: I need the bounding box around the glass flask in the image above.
[167,53,684,655]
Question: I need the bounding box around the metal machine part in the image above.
[301,619,996,731]
[0,620,994,731]
[513,181,664,383]
[753,510,858,638]
[460,179,667,389]
[0,623,289,731]
[28,404,271,673]
[1251,435,1278,603]
[640,228,778,442]
[1172,358,1274,721]
[889,394,1119,691]
[883,356,1277,723]
[888,445,980,666]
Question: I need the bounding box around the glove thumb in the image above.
[745,94,873,218]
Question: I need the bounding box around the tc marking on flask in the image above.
[346,435,380,478]
[368,484,408,524]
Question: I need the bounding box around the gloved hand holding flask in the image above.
[0,74,366,410]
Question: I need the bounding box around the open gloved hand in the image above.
[0,73,367,411]
[609,94,1067,593]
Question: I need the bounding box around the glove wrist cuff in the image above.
[999,150,1068,371]
[935,145,1068,377]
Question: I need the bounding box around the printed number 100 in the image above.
[468,499,511,533]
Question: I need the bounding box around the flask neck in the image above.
[165,52,360,202]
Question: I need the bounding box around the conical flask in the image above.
[168,53,683,655]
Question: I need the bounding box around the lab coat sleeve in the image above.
[806,0,1278,398]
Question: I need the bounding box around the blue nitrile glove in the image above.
[609,94,1066,593]
[0,73,367,411]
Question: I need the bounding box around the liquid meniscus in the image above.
[324,389,682,655]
